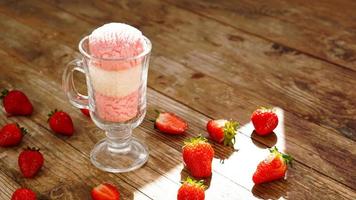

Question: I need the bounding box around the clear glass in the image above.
[62,36,151,173]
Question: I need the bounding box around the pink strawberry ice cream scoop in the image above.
[88,23,145,122]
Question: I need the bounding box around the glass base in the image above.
[90,138,149,173]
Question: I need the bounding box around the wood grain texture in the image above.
[1,46,355,199]
[1,0,353,190]
[0,170,19,199]
[166,0,356,71]
[0,0,355,199]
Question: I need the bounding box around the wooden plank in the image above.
[0,0,354,191]
[0,170,20,199]
[165,0,356,71]
[0,3,352,198]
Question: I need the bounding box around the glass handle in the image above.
[62,59,89,109]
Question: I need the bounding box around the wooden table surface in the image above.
[0,0,355,199]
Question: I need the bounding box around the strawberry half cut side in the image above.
[252,146,293,184]
[154,110,188,135]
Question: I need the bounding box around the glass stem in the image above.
[106,129,132,153]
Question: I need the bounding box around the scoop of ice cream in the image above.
[88,23,145,122]
[89,23,144,59]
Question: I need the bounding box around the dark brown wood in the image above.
[166,0,356,71]
[0,0,355,199]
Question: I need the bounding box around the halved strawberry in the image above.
[91,183,120,200]
[252,146,293,184]
[154,111,188,135]
[207,119,239,146]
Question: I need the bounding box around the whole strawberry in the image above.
[177,177,205,200]
[80,108,90,117]
[182,136,214,178]
[253,147,292,184]
[91,183,120,200]
[251,107,278,136]
[154,111,188,135]
[18,147,44,178]
[207,119,239,146]
[1,89,33,116]
[11,188,37,200]
[0,123,27,147]
[48,109,74,136]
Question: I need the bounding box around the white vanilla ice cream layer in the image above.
[88,63,141,97]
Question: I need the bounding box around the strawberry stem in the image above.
[20,127,28,135]
[154,109,160,115]
[184,177,206,189]
[269,146,293,165]
[16,123,29,135]
[258,106,275,112]
[183,135,207,146]
[0,89,8,99]
[25,146,40,151]
[282,153,293,165]
[47,109,58,122]
[150,109,161,123]
[223,120,239,147]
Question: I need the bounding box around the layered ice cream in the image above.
[88,23,145,122]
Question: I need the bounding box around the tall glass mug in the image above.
[63,35,151,173]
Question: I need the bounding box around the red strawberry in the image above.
[11,188,37,200]
[1,89,33,116]
[0,123,27,147]
[182,136,214,178]
[18,147,44,178]
[154,111,188,135]
[48,109,74,136]
[80,109,90,117]
[91,183,120,200]
[251,107,278,136]
[207,119,239,146]
[177,177,205,200]
[252,147,293,184]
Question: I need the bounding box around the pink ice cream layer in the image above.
[88,23,144,122]
[95,90,139,122]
